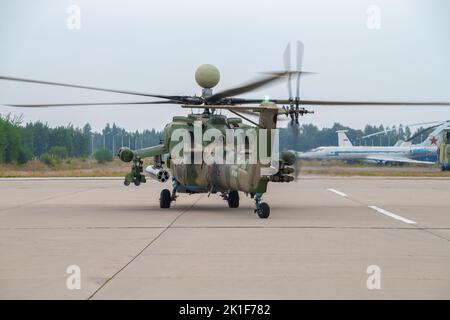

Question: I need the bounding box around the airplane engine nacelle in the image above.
[118,147,134,162]
[145,166,170,183]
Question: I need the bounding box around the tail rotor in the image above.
[282,41,313,181]
[282,41,313,125]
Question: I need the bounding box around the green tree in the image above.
[94,148,113,164]
[0,114,27,164]
[405,126,411,140]
[40,153,59,167]
[49,146,69,159]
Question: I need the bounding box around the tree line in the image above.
[0,113,430,164]
[0,114,163,164]
[280,122,415,152]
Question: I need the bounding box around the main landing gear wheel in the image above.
[254,193,270,219]
[227,191,239,208]
[160,189,171,208]
[256,202,270,219]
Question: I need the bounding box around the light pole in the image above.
[112,134,117,157]
[104,132,111,152]
[91,134,94,156]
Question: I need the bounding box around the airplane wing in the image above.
[363,155,435,165]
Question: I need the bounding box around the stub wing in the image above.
[133,144,168,159]
[364,155,435,165]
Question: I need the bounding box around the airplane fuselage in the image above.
[297,145,438,163]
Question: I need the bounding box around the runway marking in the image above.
[368,206,416,224]
[327,188,348,198]
[4,226,446,231]
[0,177,122,181]
[0,188,99,214]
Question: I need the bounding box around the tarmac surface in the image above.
[0,176,449,299]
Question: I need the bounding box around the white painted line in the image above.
[368,206,416,224]
[0,177,122,181]
[327,188,348,198]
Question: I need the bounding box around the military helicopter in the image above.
[2,41,450,218]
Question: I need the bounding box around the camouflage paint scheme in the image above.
[119,102,294,196]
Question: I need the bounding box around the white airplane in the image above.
[295,121,450,165]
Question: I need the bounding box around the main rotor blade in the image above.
[208,97,450,107]
[0,75,183,101]
[296,100,450,106]
[3,101,179,107]
[206,71,309,103]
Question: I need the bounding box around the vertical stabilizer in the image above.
[419,121,450,147]
[337,130,353,147]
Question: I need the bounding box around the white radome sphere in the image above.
[195,64,220,89]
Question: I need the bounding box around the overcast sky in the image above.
[0,0,449,131]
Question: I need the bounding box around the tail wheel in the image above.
[160,189,171,208]
[227,191,239,208]
[257,202,270,219]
